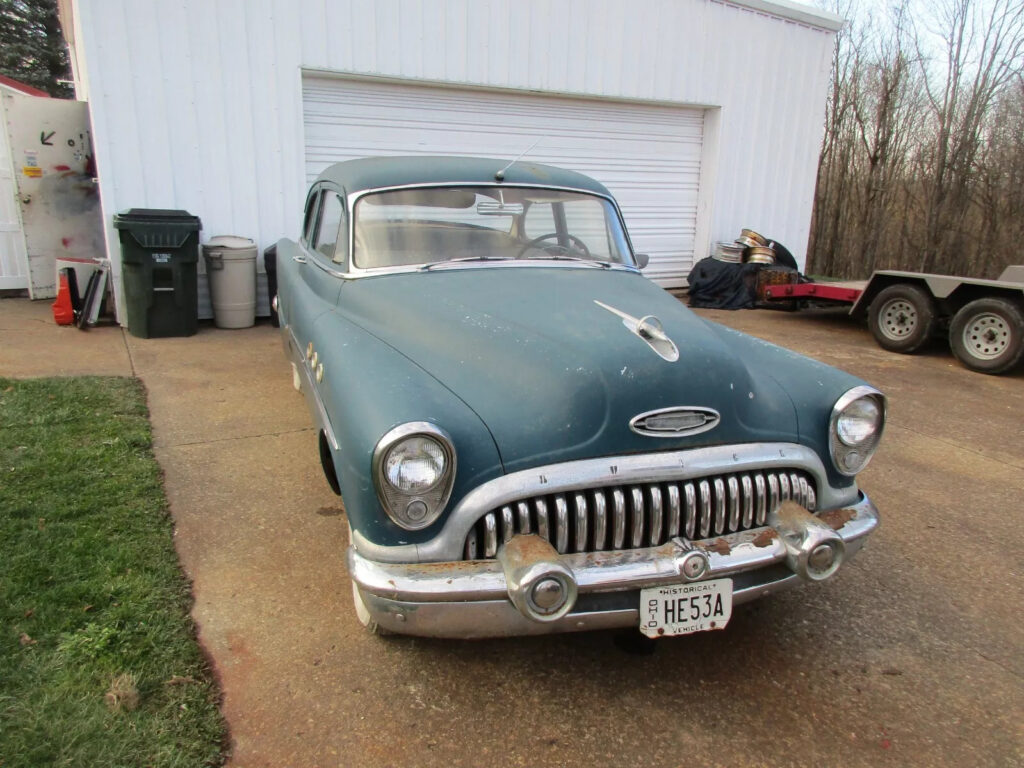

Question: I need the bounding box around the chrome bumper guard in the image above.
[348,492,879,638]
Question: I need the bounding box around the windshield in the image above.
[352,186,632,269]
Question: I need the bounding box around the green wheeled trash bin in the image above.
[113,209,202,338]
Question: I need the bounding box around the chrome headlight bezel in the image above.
[829,386,886,476]
[373,422,457,530]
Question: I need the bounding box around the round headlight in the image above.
[384,436,446,493]
[829,386,886,476]
[836,397,881,446]
[373,422,457,531]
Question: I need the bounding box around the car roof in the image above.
[314,155,612,197]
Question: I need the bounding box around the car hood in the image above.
[338,267,799,472]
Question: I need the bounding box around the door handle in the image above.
[292,255,307,264]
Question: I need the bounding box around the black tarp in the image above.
[686,257,760,309]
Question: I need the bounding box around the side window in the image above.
[313,192,345,262]
[301,191,320,244]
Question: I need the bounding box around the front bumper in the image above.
[348,492,879,638]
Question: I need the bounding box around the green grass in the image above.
[0,377,226,767]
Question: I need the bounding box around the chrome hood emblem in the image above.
[594,300,679,362]
[630,407,720,438]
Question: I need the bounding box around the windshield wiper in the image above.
[420,255,515,271]
[521,254,611,268]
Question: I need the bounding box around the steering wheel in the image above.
[517,233,592,260]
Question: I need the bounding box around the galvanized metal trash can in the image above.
[202,236,257,329]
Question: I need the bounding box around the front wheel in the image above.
[949,297,1024,374]
[868,284,936,353]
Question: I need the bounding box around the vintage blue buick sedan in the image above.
[275,156,884,639]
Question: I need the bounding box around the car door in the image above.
[281,185,345,367]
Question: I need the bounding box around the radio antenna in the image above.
[495,138,542,182]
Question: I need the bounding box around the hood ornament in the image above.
[594,300,679,362]
[630,407,720,438]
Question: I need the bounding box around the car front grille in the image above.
[462,469,817,559]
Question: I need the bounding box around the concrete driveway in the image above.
[2,298,1021,767]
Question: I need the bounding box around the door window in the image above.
[313,192,345,262]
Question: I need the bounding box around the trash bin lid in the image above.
[113,208,202,229]
[206,235,255,249]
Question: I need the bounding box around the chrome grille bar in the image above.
[727,476,740,532]
[630,487,645,548]
[464,468,819,559]
[741,475,754,528]
[648,486,663,545]
[713,478,726,535]
[611,489,627,549]
[500,505,515,544]
[516,501,531,534]
[573,492,588,553]
[684,482,696,539]
[554,494,569,554]
[592,490,608,551]
[666,485,681,539]
[698,480,712,538]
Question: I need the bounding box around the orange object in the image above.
[52,271,75,325]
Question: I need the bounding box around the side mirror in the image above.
[635,253,650,269]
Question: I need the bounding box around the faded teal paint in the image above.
[280,164,875,549]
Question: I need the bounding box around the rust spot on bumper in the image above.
[818,508,856,530]
[698,538,732,556]
[752,528,779,548]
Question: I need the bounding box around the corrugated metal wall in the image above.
[72,0,836,314]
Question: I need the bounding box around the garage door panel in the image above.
[302,76,703,285]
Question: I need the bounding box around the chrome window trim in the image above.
[352,442,860,563]
[340,181,641,279]
[829,385,887,476]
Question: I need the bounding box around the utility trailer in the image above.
[762,266,1024,374]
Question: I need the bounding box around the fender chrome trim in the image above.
[284,325,339,451]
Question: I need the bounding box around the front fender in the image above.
[311,308,503,548]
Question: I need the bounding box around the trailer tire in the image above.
[949,297,1024,374]
[868,284,936,353]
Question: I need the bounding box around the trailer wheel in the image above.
[949,297,1024,374]
[868,284,936,353]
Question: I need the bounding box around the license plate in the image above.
[639,579,733,638]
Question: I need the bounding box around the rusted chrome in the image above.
[769,500,846,582]
[464,527,478,559]
[349,493,880,637]
[497,534,577,622]
[536,498,550,542]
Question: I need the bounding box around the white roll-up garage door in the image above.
[302,75,704,286]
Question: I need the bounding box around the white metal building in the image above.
[58,0,841,319]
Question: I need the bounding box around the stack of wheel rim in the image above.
[867,284,1024,374]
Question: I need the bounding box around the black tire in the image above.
[949,297,1024,374]
[867,284,937,353]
